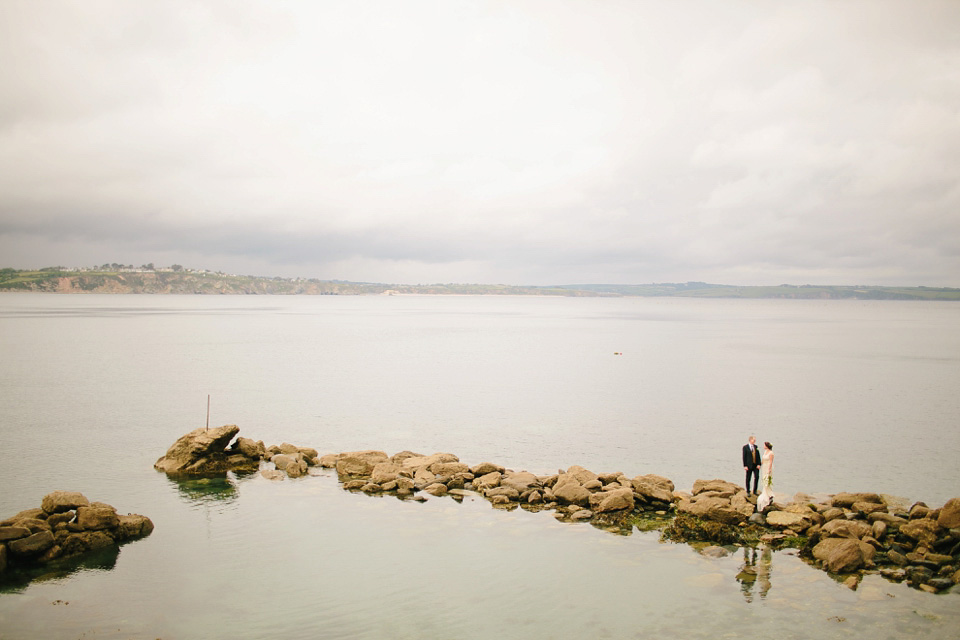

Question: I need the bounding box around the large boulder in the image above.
[553,477,592,507]
[336,451,389,477]
[474,471,502,491]
[41,491,90,515]
[370,462,403,485]
[471,462,504,476]
[595,488,635,513]
[402,453,459,470]
[77,506,120,531]
[821,519,873,539]
[116,514,155,540]
[812,537,875,573]
[7,530,55,557]
[232,437,266,460]
[730,492,757,519]
[0,526,31,542]
[430,462,470,476]
[564,466,599,485]
[937,497,960,529]
[831,492,883,508]
[486,486,520,501]
[60,531,115,555]
[632,475,675,503]
[677,496,746,525]
[154,425,248,474]
[500,471,539,493]
[766,510,810,530]
[900,519,941,548]
[692,479,741,497]
[272,453,308,477]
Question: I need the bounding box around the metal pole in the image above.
[206,394,210,430]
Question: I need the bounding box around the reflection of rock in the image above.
[0,492,153,585]
[167,474,241,504]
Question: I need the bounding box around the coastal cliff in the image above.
[3,268,959,299]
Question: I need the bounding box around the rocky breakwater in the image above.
[318,450,678,531]
[0,491,154,580]
[668,481,960,593]
[801,493,960,593]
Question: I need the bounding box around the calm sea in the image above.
[0,293,958,639]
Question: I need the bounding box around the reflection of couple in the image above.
[742,436,774,511]
[736,546,772,602]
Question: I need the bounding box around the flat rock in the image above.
[470,462,504,476]
[77,506,119,531]
[500,471,540,493]
[0,526,32,542]
[41,491,90,515]
[821,519,873,539]
[692,479,741,496]
[678,496,746,525]
[8,530,55,557]
[765,511,809,529]
[831,492,883,508]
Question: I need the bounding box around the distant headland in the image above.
[2,266,959,300]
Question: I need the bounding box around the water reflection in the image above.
[0,545,120,593]
[164,471,253,507]
[736,545,773,602]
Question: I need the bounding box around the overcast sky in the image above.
[1,1,958,286]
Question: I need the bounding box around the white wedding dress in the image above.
[757,449,774,511]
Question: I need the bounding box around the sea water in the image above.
[0,293,958,639]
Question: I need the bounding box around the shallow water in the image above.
[1,294,958,638]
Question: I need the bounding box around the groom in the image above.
[742,435,761,495]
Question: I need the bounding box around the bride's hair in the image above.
[764,441,773,449]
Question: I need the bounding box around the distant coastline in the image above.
[2,267,959,300]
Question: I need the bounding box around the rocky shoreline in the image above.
[155,425,960,594]
[0,491,154,583]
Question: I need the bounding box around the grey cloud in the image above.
[1,1,959,286]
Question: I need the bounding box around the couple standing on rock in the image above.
[743,436,775,511]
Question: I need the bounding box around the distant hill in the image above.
[1,267,958,300]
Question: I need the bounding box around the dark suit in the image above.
[743,443,761,494]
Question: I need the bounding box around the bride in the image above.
[757,442,775,511]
